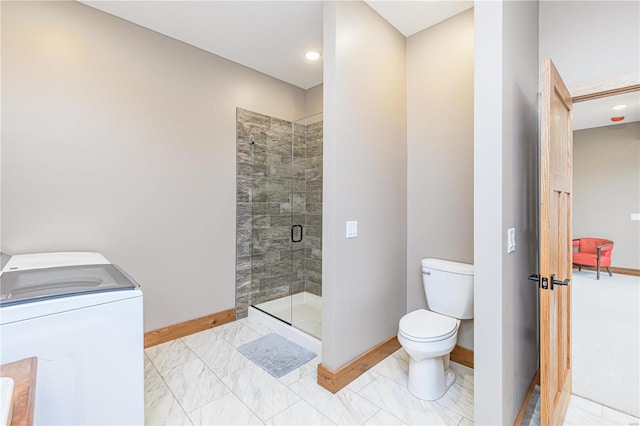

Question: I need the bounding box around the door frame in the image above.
[569,84,640,104]
[515,79,640,425]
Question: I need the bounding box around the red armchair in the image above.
[572,238,614,280]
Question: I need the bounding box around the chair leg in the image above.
[607,266,612,277]
[578,265,582,271]
[597,258,601,280]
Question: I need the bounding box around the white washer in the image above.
[0,252,144,425]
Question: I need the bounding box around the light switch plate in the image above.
[507,228,516,253]
[346,221,358,238]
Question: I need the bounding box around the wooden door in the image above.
[539,58,573,425]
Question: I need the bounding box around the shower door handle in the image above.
[291,225,303,243]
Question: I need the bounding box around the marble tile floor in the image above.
[253,292,322,339]
[521,385,640,426]
[144,316,474,425]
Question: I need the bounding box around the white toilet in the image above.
[398,258,474,400]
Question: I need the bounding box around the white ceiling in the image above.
[80,1,471,90]
[81,1,325,89]
[573,91,640,130]
[80,1,631,131]
[364,0,472,37]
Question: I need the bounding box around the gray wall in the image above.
[539,1,640,88]
[304,84,323,118]
[0,1,3,253]
[474,1,539,424]
[322,0,407,371]
[500,1,540,422]
[573,123,640,269]
[0,1,308,332]
[406,9,474,350]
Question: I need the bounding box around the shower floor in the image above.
[253,291,322,339]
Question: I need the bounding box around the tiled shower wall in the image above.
[303,121,323,296]
[236,109,323,319]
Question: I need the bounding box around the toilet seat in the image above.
[399,309,458,342]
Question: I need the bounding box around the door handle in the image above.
[291,224,303,243]
[528,274,547,289]
[550,274,571,287]
[528,274,570,290]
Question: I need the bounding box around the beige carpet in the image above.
[571,270,640,417]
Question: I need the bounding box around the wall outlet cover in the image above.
[507,228,516,253]
[346,221,358,238]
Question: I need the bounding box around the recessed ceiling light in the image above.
[305,51,321,61]
[612,104,627,110]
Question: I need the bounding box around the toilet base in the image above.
[407,355,456,400]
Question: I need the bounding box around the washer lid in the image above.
[399,309,458,341]
[0,264,138,307]
[1,252,109,273]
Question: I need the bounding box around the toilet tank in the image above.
[422,258,474,320]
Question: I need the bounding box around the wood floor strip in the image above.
[144,308,236,348]
[317,335,401,394]
[450,345,474,369]
[515,369,541,426]
[317,336,475,394]
[573,265,640,277]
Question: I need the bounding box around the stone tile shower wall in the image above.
[235,108,275,319]
[250,122,303,306]
[236,109,323,319]
[304,121,323,296]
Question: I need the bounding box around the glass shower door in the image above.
[249,113,322,340]
[291,113,323,339]
[290,120,307,327]
[250,121,295,324]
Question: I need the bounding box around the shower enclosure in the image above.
[236,109,322,339]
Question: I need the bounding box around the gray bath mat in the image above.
[238,333,317,378]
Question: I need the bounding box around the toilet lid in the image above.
[399,309,458,342]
